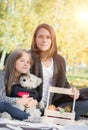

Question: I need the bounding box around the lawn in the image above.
[67,70,88,89]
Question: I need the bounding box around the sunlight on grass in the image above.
[67,70,88,89]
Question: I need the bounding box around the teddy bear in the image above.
[0,73,44,123]
[11,73,44,109]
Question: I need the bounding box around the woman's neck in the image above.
[41,58,52,68]
[40,51,49,60]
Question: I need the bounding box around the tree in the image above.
[0,0,88,69]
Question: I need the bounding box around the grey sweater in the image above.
[0,71,17,105]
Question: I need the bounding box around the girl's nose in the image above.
[24,62,28,66]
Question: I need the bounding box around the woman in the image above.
[30,23,88,120]
[0,49,39,122]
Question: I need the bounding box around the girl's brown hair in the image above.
[31,23,57,59]
[5,49,33,95]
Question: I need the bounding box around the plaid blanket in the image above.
[0,124,54,130]
[0,118,88,130]
[0,118,63,130]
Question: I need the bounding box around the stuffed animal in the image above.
[19,73,44,109]
[12,73,44,109]
[0,73,44,123]
[14,73,44,122]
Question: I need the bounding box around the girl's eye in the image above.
[27,61,30,64]
[20,60,24,62]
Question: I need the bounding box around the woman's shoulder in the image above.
[29,50,39,59]
[54,54,66,69]
[54,53,65,62]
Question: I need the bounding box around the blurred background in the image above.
[0,0,88,88]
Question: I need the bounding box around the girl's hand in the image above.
[70,87,80,100]
[16,97,33,106]
[22,94,29,98]
[26,99,38,108]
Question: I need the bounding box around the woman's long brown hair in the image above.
[31,23,57,59]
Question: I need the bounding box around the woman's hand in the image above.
[69,87,80,100]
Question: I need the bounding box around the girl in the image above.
[30,23,88,120]
[0,101,29,120]
[0,49,39,122]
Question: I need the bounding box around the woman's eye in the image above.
[38,35,43,38]
[47,36,51,39]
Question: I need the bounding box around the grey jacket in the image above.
[0,71,17,105]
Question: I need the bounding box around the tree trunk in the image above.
[0,49,7,70]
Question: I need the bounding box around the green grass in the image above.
[67,75,88,81]
[66,70,88,89]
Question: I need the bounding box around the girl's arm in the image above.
[0,71,33,106]
[0,71,17,105]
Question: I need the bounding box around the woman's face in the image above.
[36,28,52,52]
[15,52,31,75]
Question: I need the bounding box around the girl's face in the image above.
[36,28,52,52]
[15,52,31,76]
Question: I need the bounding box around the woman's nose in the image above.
[43,37,47,42]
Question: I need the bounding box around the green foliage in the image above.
[0,0,8,18]
[0,0,88,87]
[0,0,88,66]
